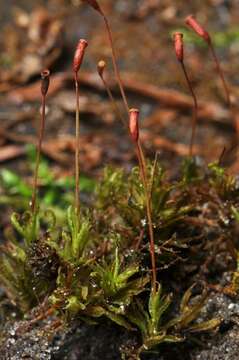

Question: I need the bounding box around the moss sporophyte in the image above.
[173,32,198,158]
[31,69,50,215]
[185,15,231,107]
[2,3,239,359]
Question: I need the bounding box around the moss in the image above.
[1,159,235,357]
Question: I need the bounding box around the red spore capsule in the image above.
[73,39,88,74]
[173,32,184,62]
[129,108,140,142]
[185,15,210,43]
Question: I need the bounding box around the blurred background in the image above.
[0,0,239,211]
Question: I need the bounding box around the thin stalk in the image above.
[136,142,157,294]
[84,2,130,114]
[72,39,88,214]
[99,32,156,290]
[208,40,231,107]
[98,62,127,128]
[31,69,50,215]
[181,61,198,157]
[102,15,130,114]
[150,151,159,201]
[31,91,47,213]
[98,14,155,278]
[102,16,156,290]
[84,0,156,289]
[185,15,231,107]
[74,72,80,215]
[129,108,157,294]
[138,134,148,181]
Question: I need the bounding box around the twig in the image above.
[7,72,231,123]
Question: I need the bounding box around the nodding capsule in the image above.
[73,39,88,74]
[129,108,140,142]
[97,60,106,77]
[173,32,184,62]
[41,69,50,96]
[82,0,103,15]
[185,15,210,43]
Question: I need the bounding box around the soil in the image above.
[2,288,239,359]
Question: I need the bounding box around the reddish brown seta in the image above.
[172,32,198,157]
[41,69,50,96]
[186,14,231,107]
[73,39,88,74]
[73,39,88,215]
[173,32,184,62]
[129,108,139,143]
[185,15,210,43]
[31,69,51,214]
[82,0,130,113]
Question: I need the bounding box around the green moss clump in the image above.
[1,159,238,357]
